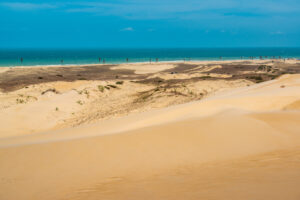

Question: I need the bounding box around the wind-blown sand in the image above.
[1,67,300,199]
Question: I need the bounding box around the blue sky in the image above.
[0,0,300,48]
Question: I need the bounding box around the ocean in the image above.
[0,48,300,67]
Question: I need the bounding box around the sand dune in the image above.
[0,74,300,200]
[3,61,264,138]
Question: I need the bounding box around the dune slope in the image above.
[0,75,300,200]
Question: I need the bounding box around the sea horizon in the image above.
[1,47,300,67]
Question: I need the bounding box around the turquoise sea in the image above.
[0,48,300,67]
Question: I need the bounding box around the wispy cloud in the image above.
[0,2,57,10]
[121,27,134,31]
[271,31,284,35]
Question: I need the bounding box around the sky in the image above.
[0,0,300,48]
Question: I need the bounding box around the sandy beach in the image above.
[1,59,300,199]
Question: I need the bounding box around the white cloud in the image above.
[121,27,134,31]
[271,31,284,35]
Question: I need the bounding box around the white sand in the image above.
[0,74,300,200]
[112,63,177,74]
[0,76,251,138]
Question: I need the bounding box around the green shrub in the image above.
[108,84,117,88]
[98,85,104,92]
[16,98,25,104]
[201,75,211,79]
[249,76,262,81]
[76,100,83,105]
[116,81,124,85]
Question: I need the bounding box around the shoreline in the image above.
[1,58,299,69]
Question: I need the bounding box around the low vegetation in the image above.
[16,95,38,104]
[200,75,212,79]
[257,65,272,72]
[41,88,59,95]
[116,81,124,85]
[16,98,25,104]
[76,100,83,105]
[98,85,104,92]
[107,84,118,89]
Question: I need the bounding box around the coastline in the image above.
[1,47,300,68]
[1,58,299,69]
